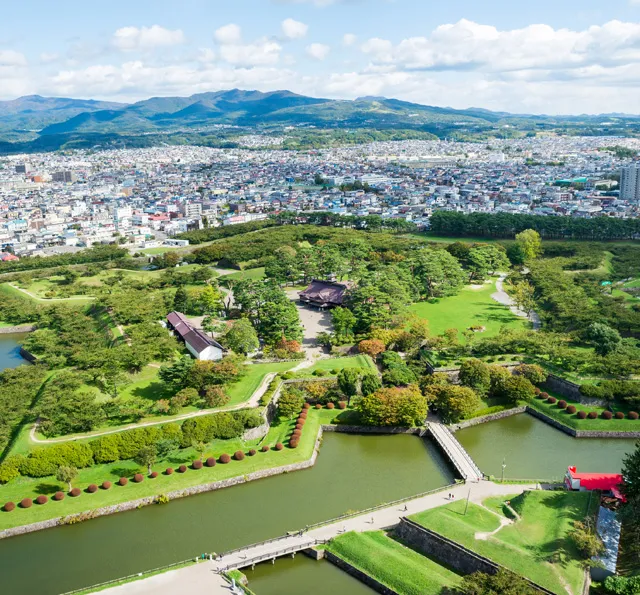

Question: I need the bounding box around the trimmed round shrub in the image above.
[3,502,15,512]
[54,490,66,500]
[289,439,299,449]
[261,445,270,453]
[206,457,216,467]
[303,403,311,409]
[275,443,284,451]
[557,400,567,409]
[134,473,144,483]
[299,412,307,420]
[602,411,613,420]
[70,488,81,497]
[292,430,302,438]
[248,449,256,457]
[587,411,598,419]
[534,387,541,395]
[20,498,33,508]
[540,392,549,399]
[615,412,625,420]
[150,471,158,478]
[118,477,128,486]
[295,423,304,431]
[547,397,557,404]
[36,495,48,505]
[219,453,231,464]
[178,465,187,474]
[338,401,347,409]
[566,405,576,414]
[315,403,322,409]
[87,484,98,493]
[192,460,203,470]
[327,402,335,410]
[234,450,245,461]
[629,411,639,420]
[102,481,112,490]
[577,411,587,420]
[165,468,174,475]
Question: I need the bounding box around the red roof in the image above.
[568,467,623,492]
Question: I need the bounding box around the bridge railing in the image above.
[428,423,482,479]
[218,539,326,572]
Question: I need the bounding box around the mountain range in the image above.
[1,89,639,151]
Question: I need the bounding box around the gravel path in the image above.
[491,274,541,330]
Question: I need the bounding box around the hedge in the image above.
[19,442,93,478]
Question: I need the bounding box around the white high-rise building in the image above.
[620,163,640,203]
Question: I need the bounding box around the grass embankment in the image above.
[0,282,93,305]
[327,530,461,595]
[409,281,527,339]
[528,395,640,432]
[220,267,266,284]
[301,355,377,376]
[410,490,592,594]
[0,409,337,532]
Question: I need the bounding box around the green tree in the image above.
[199,284,224,315]
[449,569,539,595]
[412,248,466,299]
[511,280,536,317]
[259,300,303,345]
[515,229,542,261]
[222,318,259,355]
[357,385,426,427]
[501,376,537,404]
[134,445,157,474]
[570,519,604,558]
[425,385,481,423]
[361,372,382,396]
[159,356,195,389]
[278,388,305,419]
[585,322,621,356]
[458,359,491,396]
[331,307,356,343]
[56,465,78,491]
[338,368,360,403]
[173,285,189,313]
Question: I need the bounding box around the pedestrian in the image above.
[403,504,408,512]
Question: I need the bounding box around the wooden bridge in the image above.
[426,422,484,482]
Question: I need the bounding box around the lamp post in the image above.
[501,457,506,483]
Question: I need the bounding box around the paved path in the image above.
[491,274,541,330]
[286,288,332,366]
[97,481,538,594]
[427,422,484,482]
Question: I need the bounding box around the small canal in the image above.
[0,332,27,371]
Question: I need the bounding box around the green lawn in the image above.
[0,409,337,532]
[226,361,296,406]
[220,267,265,284]
[327,530,461,595]
[410,490,591,594]
[302,355,377,375]
[409,281,528,339]
[404,233,502,244]
[528,395,640,432]
[0,282,94,304]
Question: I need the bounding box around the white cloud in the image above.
[219,40,282,67]
[198,48,216,63]
[630,0,640,5]
[112,25,184,51]
[0,50,27,67]
[306,43,331,60]
[281,18,308,40]
[214,24,242,45]
[40,52,59,64]
[343,33,357,46]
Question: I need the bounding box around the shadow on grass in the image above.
[130,381,174,402]
[34,482,62,495]
[109,466,136,478]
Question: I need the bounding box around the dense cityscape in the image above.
[1,136,639,258]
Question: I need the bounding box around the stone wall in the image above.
[18,347,37,363]
[0,426,326,541]
[525,407,640,439]
[324,551,400,595]
[449,407,526,432]
[394,519,555,595]
[542,374,593,403]
[322,425,424,436]
[0,324,35,334]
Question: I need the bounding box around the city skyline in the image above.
[3,0,640,114]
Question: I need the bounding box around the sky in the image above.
[3,0,640,114]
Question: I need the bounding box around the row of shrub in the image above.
[259,378,282,407]
[535,393,639,420]
[0,410,262,484]
[290,406,308,449]
[2,443,292,513]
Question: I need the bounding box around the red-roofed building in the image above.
[0,252,19,262]
[564,467,625,501]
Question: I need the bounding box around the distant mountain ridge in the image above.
[1,88,639,149]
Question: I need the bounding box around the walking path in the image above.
[96,481,538,595]
[427,422,484,482]
[491,274,541,330]
[7,283,95,303]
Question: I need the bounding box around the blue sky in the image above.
[2,0,640,113]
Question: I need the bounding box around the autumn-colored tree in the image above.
[357,385,427,427]
[358,339,386,358]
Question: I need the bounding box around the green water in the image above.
[0,433,453,595]
[245,556,376,595]
[0,333,26,370]
[457,413,636,480]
